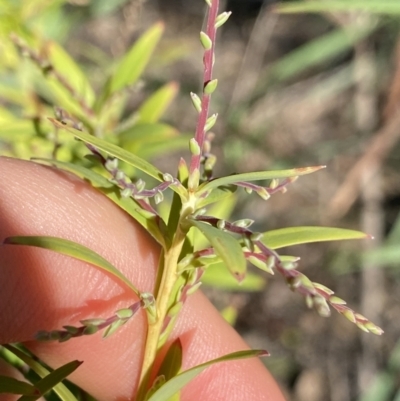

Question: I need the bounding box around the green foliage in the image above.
[274,1,400,14]
[0,0,387,400]
[146,350,268,401]
[4,235,140,295]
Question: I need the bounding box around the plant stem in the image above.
[136,201,193,400]
[189,0,219,176]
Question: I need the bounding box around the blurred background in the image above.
[1,0,400,400]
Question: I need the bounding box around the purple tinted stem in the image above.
[189,0,220,175]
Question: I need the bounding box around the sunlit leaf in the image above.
[103,22,164,98]
[273,1,400,14]
[262,226,368,250]
[0,376,37,396]
[18,360,82,401]
[147,349,268,401]
[4,236,139,295]
[137,82,179,124]
[49,118,164,181]
[197,166,325,194]
[136,135,191,160]
[188,220,247,281]
[202,262,265,291]
[119,123,181,157]
[46,40,95,105]
[2,346,78,401]
[32,159,166,247]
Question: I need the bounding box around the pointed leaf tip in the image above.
[295,165,326,173]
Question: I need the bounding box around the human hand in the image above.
[0,157,285,401]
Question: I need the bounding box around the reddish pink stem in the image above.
[189,0,220,175]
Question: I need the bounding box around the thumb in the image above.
[0,157,285,401]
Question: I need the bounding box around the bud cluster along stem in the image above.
[235,176,299,199]
[194,215,383,335]
[35,301,142,342]
[189,0,223,182]
[86,144,174,215]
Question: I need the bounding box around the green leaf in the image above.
[0,376,37,396]
[269,23,378,82]
[46,40,95,106]
[49,118,164,182]
[188,220,247,281]
[18,360,82,401]
[135,135,191,161]
[32,159,166,247]
[137,82,179,124]
[202,262,265,291]
[4,236,139,295]
[2,345,79,401]
[273,1,400,15]
[196,185,236,209]
[363,246,400,268]
[120,123,179,144]
[157,338,183,381]
[262,226,368,250]
[197,166,325,194]
[105,22,164,97]
[147,349,268,401]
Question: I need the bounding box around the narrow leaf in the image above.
[0,376,37,396]
[269,23,377,82]
[197,166,325,194]
[147,349,268,401]
[157,338,183,381]
[273,1,400,14]
[262,226,368,250]
[202,262,265,291]
[32,159,166,247]
[196,185,236,209]
[46,40,95,105]
[188,220,247,281]
[49,118,163,181]
[137,82,179,124]
[4,236,139,295]
[106,22,164,96]
[119,123,179,144]
[18,360,82,401]
[2,345,79,401]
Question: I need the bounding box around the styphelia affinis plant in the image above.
[2,0,383,399]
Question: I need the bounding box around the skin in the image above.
[0,157,285,401]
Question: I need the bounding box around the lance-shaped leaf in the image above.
[268,23,378,83]
[49,118,162,180]
[2,345,78,401]
[196,185,236,209]
[273,1,400,14]
[4,236,139,296]
[147,349,268,401]
[157,338,183,381]
[46,40,95,106]
[33,159,166,248]
[197,166,325,194]
[137,82,179,124]
[262,226,368,250]
[0,377,37,396]
[18,360,82,401]
[188,220,247,281]
[103,22,164,99]
[202,261,265,291]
